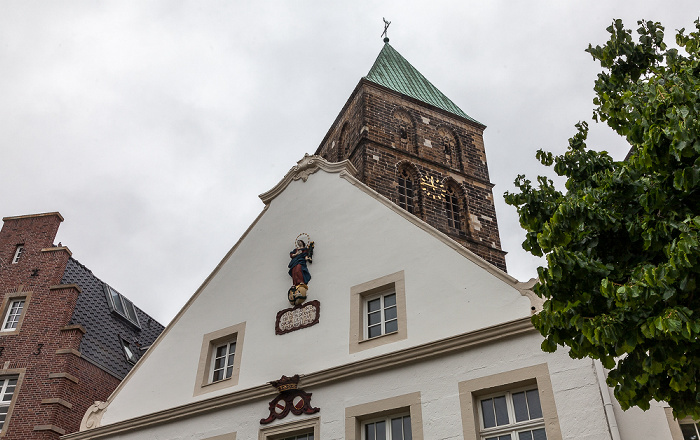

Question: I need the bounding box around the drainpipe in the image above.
[594,359,622,440]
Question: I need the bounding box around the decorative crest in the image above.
[381,17,391,43]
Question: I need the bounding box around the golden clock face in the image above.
[420,175,446,200]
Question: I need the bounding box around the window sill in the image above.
[360,330,399,343]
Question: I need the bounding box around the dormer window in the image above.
[11,245,23,264]
[120,338,138,364]
[104,284,140,328]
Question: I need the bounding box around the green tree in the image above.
[505,19,700,418]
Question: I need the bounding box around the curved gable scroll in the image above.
[259,155,358,205]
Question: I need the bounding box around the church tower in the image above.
[315,40,507,271]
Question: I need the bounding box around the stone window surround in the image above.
[0,368,25,436]
[0,290,31,335]
[665,407,697,440]
[349,270,407,354]
[458,363,562,440]
[345,391,423,440]
[258,417,320,440]
[193,322,246,397]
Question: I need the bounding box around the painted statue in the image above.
[288,234,314,306]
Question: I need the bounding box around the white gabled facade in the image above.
[65,156,683,440]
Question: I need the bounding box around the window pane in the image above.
[681,423,699,440]
[481,398,496,428]
[526,389,543,419]
[391,417,403,440]
[532,428,547,440]
[212,369,223,382]
[376,420,386,440]
[384,294,396,307]
[403,416,412,440]
[365,422,376,440]
[368,324,382,338]
[518,431,533,440]
[385,306,397,321]
[499,436,512,440]
[110,288,126,315]
[226,365,233,379]
[123,298,138,323]
[368,298,381,312]
[368,311,381,326]
[512,391,529,422]
[494,395,509,426]
[385,319,398,334]
[365,422,375,440]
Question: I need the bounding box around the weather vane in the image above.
[381,17,391,43]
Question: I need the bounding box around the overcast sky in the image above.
[1,2,697,324]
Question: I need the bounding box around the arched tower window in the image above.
[438,127,460,169]
[393,110,415,153]
[444,180,466,235]
[397,164,420,215]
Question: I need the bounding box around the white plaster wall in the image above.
[611,393,675,440]
[101,169,532,424]
[93,333,613,440]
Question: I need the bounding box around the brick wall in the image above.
[0,213,121,439]
[315,81,507,271]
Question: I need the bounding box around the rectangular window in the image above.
[259,417,319,440]
[11,245,23,264]
[680,422,700,440]
[350,271,407,354]
[459,365,561,440]
[0,376,18,429]
[104,284,140,327]
[1,299,25,331]
[366,292,398,339]
[194,322,246,397]
[364,414,412,440]
[211,341,236,382]
[345,392,423,440]
[478,388,547,440]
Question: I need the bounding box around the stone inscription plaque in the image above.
[275,300,320,335]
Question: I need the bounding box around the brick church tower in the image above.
[315,40,507,271]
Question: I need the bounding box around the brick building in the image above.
[315,40,507,271]
[0,212,164,439]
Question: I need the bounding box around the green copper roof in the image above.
[364,42,479,123]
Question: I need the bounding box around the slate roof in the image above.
[364,42,480,124]
[62,258,165,379]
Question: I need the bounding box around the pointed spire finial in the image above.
[381,17,391,43]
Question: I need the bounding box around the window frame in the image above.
[363,413,412,440]
[666,408,700,440]
[0,369,24,436]
[459,364,562,440]
[193,322,246,397]
[120,337,138,364]
[477,386,547,440]
[210,340,236,383]
[0,291,31,335]
[1,299,25,332]
[345,392,423,440]
[349,271,408,354]
[104,284,141,328]
[11,245,23,264]
[258,417,319,440]
[363,291,398,340]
